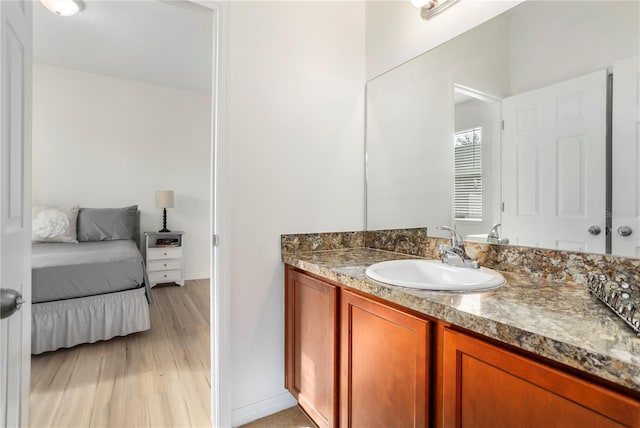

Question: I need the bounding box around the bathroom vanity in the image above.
[283,2,640,426]
[282,236,640,428]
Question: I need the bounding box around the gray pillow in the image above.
[77,205,138,242]
[32,205,79,243]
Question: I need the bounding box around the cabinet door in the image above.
[285,267,338,428]
[442,328,640,427]
[340,290,430,428]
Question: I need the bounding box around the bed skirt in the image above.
[32,287,150,355]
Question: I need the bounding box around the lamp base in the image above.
[159,208,171,233]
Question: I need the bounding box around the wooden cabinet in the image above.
[340,289,430,428]
[284,266,640,428]
[285,268,338,428]
[442,328,640,428]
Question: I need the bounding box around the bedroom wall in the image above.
[32,64,211,280]
[225,1,365,424]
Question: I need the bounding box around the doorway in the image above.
[452,84,502,241]
[27,1,220,425]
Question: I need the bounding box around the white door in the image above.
[612,56,640,257]
[501,70,607,252]
[0,1,32,427]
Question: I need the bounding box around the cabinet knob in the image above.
[164,274,167,278]
[163,263,167,267]
[164,252,167,256]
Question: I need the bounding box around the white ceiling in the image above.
[34,0,213,93]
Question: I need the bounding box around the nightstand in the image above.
[144,231,185,287]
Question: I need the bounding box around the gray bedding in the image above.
[32,240,144,303]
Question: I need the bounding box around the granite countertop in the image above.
[282,248,640,394]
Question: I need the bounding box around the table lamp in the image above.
[155,190,174,233]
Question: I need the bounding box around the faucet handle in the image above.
[436,225,464,248]
[487,223,501,242]
[487,223,509,244]
[488,223,501,237]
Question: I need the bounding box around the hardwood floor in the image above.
[29,279,211,428]
[240,406,318,428]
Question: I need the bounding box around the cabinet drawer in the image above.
[147,247,182,261]
[148,259,182,272]
[149,270,183,283]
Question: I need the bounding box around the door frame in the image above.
[24,0,231,426]
[451,83,503,239]
[193,1,231,426]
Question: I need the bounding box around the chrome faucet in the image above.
[487,223,509,244]
[436,225,479,269]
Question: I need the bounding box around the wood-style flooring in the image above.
[240,406,318,428]
[29,279,211,428]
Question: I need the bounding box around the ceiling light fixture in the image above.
[411,0,431,7]
[40,0,80,17]
[412,0,460,20]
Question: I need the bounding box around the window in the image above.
[454,127,482,220]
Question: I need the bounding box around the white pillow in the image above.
[32,205,79,243]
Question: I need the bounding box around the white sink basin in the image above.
[365,259,505,292]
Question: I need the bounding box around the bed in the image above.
[31,205,152,354]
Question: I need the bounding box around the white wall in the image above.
[226,2,365,424]
[365,0,523,80]
[508,0,639,94]
[366,14,510,233]
[32,64,211,279]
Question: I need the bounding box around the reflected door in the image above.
[612,56,640,257]
[501,70,607,252]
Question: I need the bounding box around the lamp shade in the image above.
[155,190,174,209]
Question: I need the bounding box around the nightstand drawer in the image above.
[149,270,183,283]
[148,259,182,272]
[147,247,183,261]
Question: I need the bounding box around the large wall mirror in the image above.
[366,0,640,258]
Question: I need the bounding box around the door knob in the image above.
[588,226,601,235]
[617,226,633,237]
[1,288,25,319]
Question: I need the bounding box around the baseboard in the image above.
[231,391,297,427]
[184,272,210,281]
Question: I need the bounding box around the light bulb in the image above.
[411,0,431,8]
[40,0,80,17]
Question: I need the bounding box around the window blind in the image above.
[454,127,482,220]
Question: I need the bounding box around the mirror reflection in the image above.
[366,0,640,257]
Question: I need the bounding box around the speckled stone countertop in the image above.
[282,248,640,394]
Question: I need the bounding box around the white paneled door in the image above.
[612,56,640,258]
[0,1,31,427]
[501,70,607,252]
